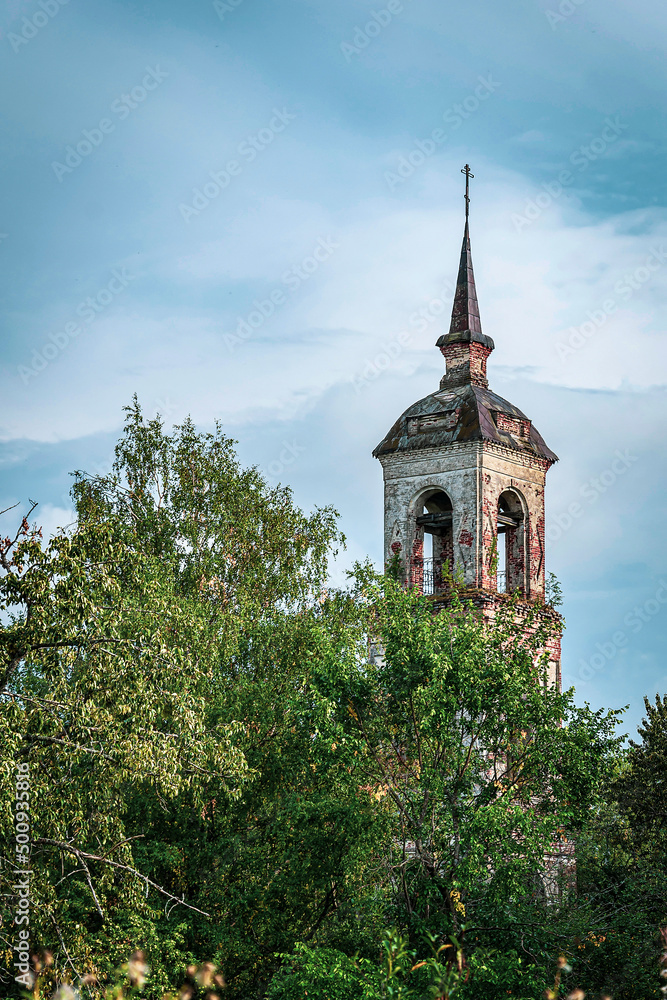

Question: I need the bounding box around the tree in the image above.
[0,485,249,994]
[309,571,622,996]
[1,400,362,996]
[613,693,667,850]
[0,401,625,999]
[568,692,667,999]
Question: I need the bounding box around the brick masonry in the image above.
[439,340,492,388]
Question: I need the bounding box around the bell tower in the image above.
[374,167,559,664]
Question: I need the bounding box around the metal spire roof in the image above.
[449,217,483,338]
[437,165,494,352]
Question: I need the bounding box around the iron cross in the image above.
[461,163,474,219]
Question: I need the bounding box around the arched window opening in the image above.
[496,490,525,594]
[415,490,453,594]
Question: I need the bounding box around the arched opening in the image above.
[414,489,453,594]
[496,490,525,594]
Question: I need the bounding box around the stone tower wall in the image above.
[379,441,549,599]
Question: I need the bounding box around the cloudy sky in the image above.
[1,0,666,737]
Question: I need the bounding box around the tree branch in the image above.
[35,838,211,917]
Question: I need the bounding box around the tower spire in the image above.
[436,165,494,386]
[449,164,483,339]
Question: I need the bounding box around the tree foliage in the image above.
[613,693,667,851]
[1,400,350,995]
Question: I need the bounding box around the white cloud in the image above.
[3,155,667,445]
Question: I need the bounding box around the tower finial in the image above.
[461,163,474,221]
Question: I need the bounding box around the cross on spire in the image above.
[461,163,474,220]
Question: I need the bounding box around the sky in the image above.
[1,0,666,738]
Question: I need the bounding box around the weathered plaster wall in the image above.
[479,444,550,599]
[380,442,481,589]
[379,440,549,598]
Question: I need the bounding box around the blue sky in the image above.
[1,0,666,737]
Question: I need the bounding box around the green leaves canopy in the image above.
[0,401,628,999]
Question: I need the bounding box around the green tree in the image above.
[0,487,249,994]
[564,693,667,999]
[310,571,622,995]
[0,401,626,1000]
[614,693,667,853]
[1,400,362,996]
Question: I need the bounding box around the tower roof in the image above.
[372,383,557,464]
[436,219,494,352]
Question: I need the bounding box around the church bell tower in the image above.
[374,167,559,669]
